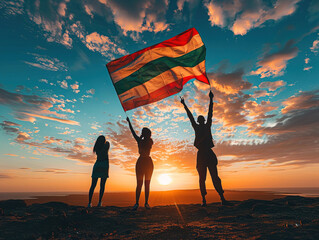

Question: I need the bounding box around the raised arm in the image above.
[126,117,140,142]
[180,97,196,128]
[206,91,214,126]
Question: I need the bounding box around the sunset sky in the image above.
[0,0,318,193]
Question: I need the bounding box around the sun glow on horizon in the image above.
[157,174,172,185]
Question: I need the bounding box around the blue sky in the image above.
[0,0,318,192]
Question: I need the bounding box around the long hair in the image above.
[93,135,106,153]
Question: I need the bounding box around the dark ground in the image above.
[0,196,319,239]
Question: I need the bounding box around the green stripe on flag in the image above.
[114,45,206,95]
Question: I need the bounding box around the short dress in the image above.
[136,138,154,180]
[92,142,109,178]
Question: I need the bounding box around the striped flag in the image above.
[106,28,209,111]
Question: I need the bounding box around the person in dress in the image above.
[88,135,109,207]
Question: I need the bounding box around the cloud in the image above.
[86,89,95,95]
[4,154,19,157]
[0,173,12,179]
[58,2,67,17]
[85,32,127,58]
[58,80,68,89]
[281,90,319,114]
[252,90,270,98]
[251,40,298,78]
[34,168,70,174]
[61,30,72,47]
[0,121,21,135]
[16,131,32,143]
[310,39,319,53]
[0,0,24,16]
[70,82,80,93]
[9,1,126,58]
[7,131,94,164]
[259,80,286,91]
[205,1,226,28]
[20,112,80,125]
[69,21,127,58]
[207,68,252,94]
[84,5,94,18]
[205,0,301,35]
[176,0,200,12]
[244,100,277,120]
[39,79,49,84]
[0,87,79,125]
[25,0,72,48]
[304,58,310,64]
[100,0,170,35]
[24,54,67,72]
[228,91,319,166]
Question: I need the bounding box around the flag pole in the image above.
[206,72,212,91]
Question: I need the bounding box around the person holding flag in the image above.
[107,28,228,207]
[180,91,229,206]
[126,117,154,210]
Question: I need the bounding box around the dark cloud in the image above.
[0,87,79,125]
[208,68,252,94]
[282,90,319,114]
[0,173,12,179]
[205,0,301,35]
[308,0,319,22]
[216,104,319,166]
[101,0,169,34]
[259,80,286,91]
[251,39,298,78]
[34,168,70,174]
[0,121,21,135]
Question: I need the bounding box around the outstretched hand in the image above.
[209,91,214,99]
[180,96,185,105]
[126,117,130,122]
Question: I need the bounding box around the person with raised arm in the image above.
[126,117,154,210]
[88,135,110,208]
[181,91,229,206]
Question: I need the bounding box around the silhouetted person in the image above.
[88,135,109,207]
[181,91,228,206]
[126,117,154,210]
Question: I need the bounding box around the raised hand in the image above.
[126,117,130,122]
[180,96,185,105]
[209,91,214,99]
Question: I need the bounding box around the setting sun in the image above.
[157,174,172,185]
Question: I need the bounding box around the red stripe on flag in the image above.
[107,28,199,73]
[122,73,209,111]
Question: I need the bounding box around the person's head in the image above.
[93,135,106,153]
[141,127,152,139]
[197,115,205,125]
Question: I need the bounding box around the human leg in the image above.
[208,164,224,195]
[135,160,144,209]
[98,178,107,206]
[196,164,208,205]
[144,160,154,207]
[208,163,229,205]
[88,177,98,207]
